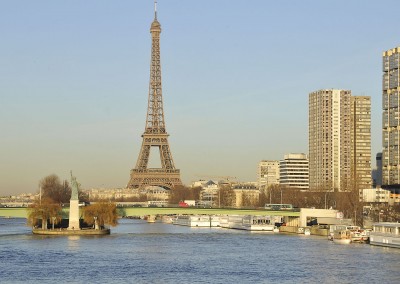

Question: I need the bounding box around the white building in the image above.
[362,188,390,203]
[279,153,309,190]
[258,160,280,189]
[199,180,219,207]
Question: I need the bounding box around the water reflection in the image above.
[67,235,81,250]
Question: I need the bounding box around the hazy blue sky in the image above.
[1,0,399,195]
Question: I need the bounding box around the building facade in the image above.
[382,47,400,189]
[309,89,352,191]
[232,183,260,208]
[362,188,390,203]
[351,96,372,194]
[279,153,309,190]
[257,160,280,189]
[309,89,371,192]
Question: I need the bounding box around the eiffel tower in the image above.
[127,1,182,190]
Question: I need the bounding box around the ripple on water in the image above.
[1,218,400,283]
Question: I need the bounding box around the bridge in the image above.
[0,207,301,219]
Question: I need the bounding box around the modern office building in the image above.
[309,89,371,192]
[382,47,400,192]
[279,153,309,190]
[257,160,280,189]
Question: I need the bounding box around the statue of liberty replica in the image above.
[68,171,80,230]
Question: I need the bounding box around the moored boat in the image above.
[172,215,217,227]
[146,215,156,223]
[332,229,352,244]
[222,215,281,231]
[369,222,400,248]
[350,229,370,243]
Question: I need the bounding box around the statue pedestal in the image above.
[68,199,80,230]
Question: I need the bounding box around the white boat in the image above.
[350,229,370,243]
[146,215,156,223]
[161,215,174,224]
[304,228,311,236]
[172,215,219,227]
[223,215,281,231]
[332,229,352,244]
[369,222,400,248]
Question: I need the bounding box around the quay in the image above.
[32,228,110,235]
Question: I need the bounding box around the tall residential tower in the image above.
[382,47,400,190]
[351,96,372,193]
[309,89,371,192]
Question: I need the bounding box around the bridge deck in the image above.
[0,207,300,219]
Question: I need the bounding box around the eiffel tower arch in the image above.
[127,2,182,190]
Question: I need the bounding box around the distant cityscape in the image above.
[2,8,400,223]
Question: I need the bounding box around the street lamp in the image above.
[354,210,357,226]
[324,191,328,209]
[218,189,221,208]
[378,210,384,223]
[324,190,334,209]
[269,187,272,204]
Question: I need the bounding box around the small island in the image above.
[28,172,117,236]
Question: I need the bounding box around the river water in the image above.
[1,218,399,283]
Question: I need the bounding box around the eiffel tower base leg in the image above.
[127,169,182,190]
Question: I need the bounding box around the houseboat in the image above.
[172,215,220,227]
[369,222,400,249]
[221,215,281,231]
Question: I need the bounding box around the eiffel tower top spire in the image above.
[150,1,161,33]
[146,0,164,134]
[154,0,158,20]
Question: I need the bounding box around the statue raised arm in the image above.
[70,171,79,200]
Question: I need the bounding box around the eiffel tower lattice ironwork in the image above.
[127,2,182,190]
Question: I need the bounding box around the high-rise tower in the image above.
[309,89,352,191]
[127,2,182,190]
[382,47,400,189]
[309,89,371,192]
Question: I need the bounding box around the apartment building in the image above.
[309,89,371,192]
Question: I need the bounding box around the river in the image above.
[1,218,399,283]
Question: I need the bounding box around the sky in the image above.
[1,0,400,195]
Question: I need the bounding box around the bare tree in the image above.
[39,174,88,204]
[219,184,235,207]
[258,190,268,207]
[169,186,201,204]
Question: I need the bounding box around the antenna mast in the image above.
[154,0,158,20]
